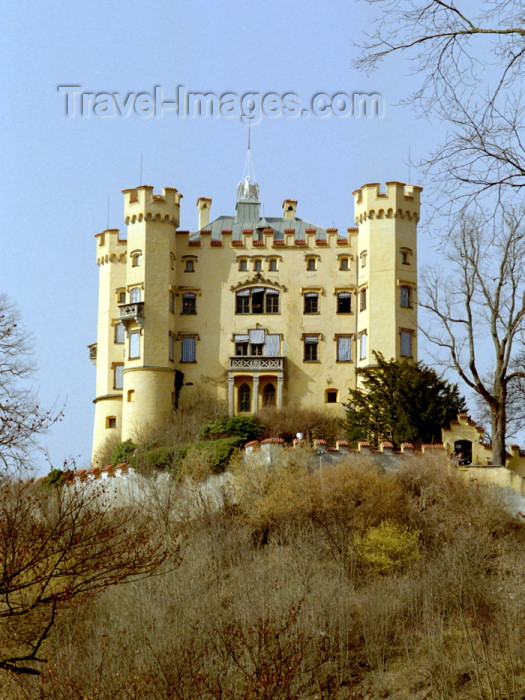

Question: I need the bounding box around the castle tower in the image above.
[91,228,128,461]
[353,182,421,367]
[91,186,181,463]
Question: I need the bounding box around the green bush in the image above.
[138,436,244,476]
[355,520,421,573]
[44,469,67,487]
[110,439,137,466]
[199,416,261,443]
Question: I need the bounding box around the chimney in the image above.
[196,197,212,230]
[282,199,297,220]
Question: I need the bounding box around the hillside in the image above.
[6,447,525,699]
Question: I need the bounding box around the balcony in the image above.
[119,302,144,327]
[229,356,285,371]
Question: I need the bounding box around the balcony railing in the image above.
[229,356,285,371]
[119,302,144,327]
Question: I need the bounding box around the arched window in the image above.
[359,288,367,311]
[238,383,251,412]
[263,383,276,407]
[337,291,352,313]
[304,292,319,314]
[235,288,279,314]
[182,293,197,314]
[400,286,412,308]
[130,287,141,303]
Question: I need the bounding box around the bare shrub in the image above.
[256,405,343,444]
[132,390,228,449]
[13,452,525,698]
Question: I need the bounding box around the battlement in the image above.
[353,182,422,224]
[123,185,182,226]
[95,228,127,266]
[174,228,355,250]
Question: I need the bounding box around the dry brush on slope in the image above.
[5,454,525,699]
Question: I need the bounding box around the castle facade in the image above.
[90,161,421,462]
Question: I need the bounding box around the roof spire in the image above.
[237,125,259,202]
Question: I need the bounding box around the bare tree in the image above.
[355,1,525,216]
[0,476,173,676]
[0,295,62,473]
[420,213,525,465]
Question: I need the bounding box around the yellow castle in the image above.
[90,153,421,463]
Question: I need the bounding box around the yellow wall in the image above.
[91,181,421,464]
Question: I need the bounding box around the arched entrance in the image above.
[238,383,251,412]
[263,382,276,407]
[454,439,472,465]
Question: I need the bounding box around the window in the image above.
[359,288,367,311]
[326,390,338,403]
[304,292,319,314]
[169,333,175,361]
[337,292,352,314]
[254,259,262,272]
[235,342,248,355]
[400,330,413,357]
[182,293,196,314]
[131,252,142,267]
[304,336,319,362]
[359,332,367,360]
[118,290,126,303]
[251,343,263,356]
[129,332,140,359]
[238,259,248,271]
[339,257,349,271]
[263,383,276,406]
[337,335,352,362]
[106,416,117,429]
[127,390,135,402]
[181,336,196,362]
[113,363,124,389]
[400,286,412,308]
[235,288,279,314]
[360,250,367,267]
[185,259,194,272]
[401,248,412,265]
[130,287,141,303]
[266,291,279,313]
[306,258,316,271]
[238,383,251,412]
[169,290,175,313]
[114,322,125,344]
[268,258,278,271]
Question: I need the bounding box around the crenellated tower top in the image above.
[353,182,422,225]
[95,228,126,266]
[122,185,182,226]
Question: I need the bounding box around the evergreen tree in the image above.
[345,353,466,449]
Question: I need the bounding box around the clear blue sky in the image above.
[1,0,447,471]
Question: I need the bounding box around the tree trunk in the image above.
[491,400,507,466]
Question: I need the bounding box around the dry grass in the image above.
[7,455,525,699]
